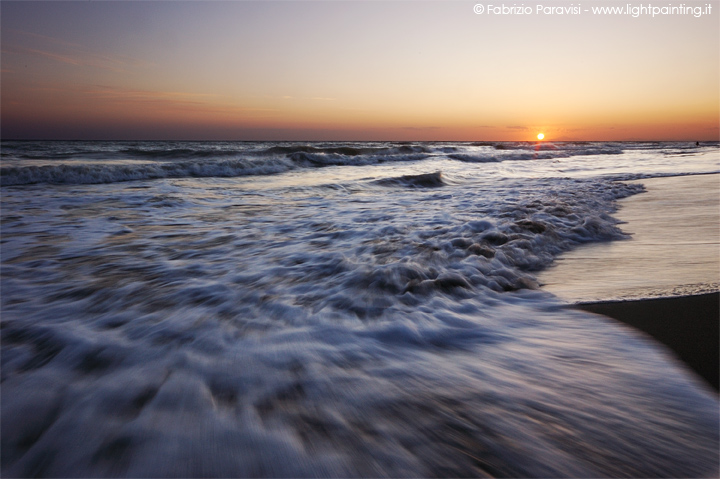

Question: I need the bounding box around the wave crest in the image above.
[0,158,293,186]
[374,171,445,188]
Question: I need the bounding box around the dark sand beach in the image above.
[542,174,720,391]
[577,293,719,391]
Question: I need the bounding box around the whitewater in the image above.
[1,140,718,477]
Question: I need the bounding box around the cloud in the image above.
[9,29,86,50]
[3,30,149,73]
[18,47,84,66]
[275,96,336,101]
[16,82,278,117]
[506,126,528,130]
[77,85,279,116]
[85,85,219,103]
[3,45,141,73]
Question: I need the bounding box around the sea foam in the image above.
[1,140,718,477]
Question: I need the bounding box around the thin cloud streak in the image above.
[3,29,151,73]
[8,29,86,50]
[82,85,280,115]
[4,45,139,73]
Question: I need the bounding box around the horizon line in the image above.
[2,138,718,143]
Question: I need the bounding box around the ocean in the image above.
[1,140,718,477]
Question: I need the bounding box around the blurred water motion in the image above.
[2,141,718,476]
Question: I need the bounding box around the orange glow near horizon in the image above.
[2,76,718,141]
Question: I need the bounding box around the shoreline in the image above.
[540,173,719,391]
[539,173,719,302]
[575,292,719,391]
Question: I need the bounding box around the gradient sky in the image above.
[2,1,718,141]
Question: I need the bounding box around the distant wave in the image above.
[2,140,710,187]
[0,158,293,186]
[117,147,228,159]
[448,145,624,163]
[259,144,433,156]
[262,145,367,156]
[0,152,433,186]
[287,151,428,168]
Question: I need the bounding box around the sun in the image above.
[537,133,545,140]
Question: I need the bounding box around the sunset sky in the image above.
[2,1,718,141]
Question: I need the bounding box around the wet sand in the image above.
[541,174,719,391]
[540,174,719,302]
[577,293,718,391]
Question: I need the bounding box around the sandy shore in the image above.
[540,173,719,391]
[540,174,719,302]
[576,293,719,391]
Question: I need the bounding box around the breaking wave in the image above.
[0,158,294,186]
[1,140,714,186]
[374,171,446,188]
